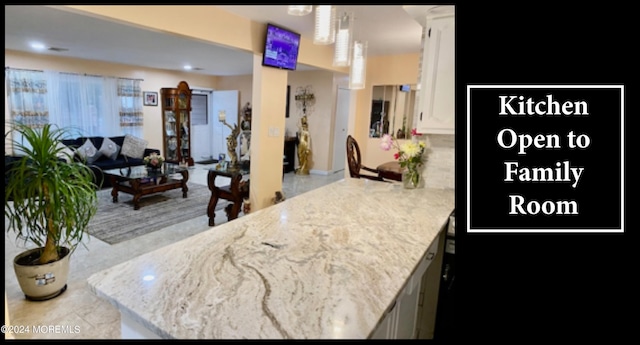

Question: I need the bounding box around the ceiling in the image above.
[5,5,449,76]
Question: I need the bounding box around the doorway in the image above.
[191,89,213,162]
[191,88,239,164]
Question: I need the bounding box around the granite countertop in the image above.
[87,178,455,339]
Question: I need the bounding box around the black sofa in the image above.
[61,136,160,189]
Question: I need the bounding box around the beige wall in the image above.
[216,74,253,112]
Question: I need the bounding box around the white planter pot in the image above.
[13,247,71,301]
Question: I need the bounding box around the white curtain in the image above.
[117,78,143,137]
[5,68,49,128]
[5,68,48,154]
[6,68,142,140]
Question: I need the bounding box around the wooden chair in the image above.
[346,135,385,181]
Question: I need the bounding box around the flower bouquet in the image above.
[143,152,165,170]
[380,128,431,189]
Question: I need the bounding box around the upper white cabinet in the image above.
[413,8,455,135]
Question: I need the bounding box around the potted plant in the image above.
[5,122,98,301]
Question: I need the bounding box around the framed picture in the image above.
[143,91,158,106]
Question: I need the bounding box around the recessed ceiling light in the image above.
[183,65,192,70]
[30,42,46,50]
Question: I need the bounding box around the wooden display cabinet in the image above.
[161,81,194,166]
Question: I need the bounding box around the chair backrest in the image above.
[346,135,363,178]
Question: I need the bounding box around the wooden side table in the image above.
[207,167,249,226]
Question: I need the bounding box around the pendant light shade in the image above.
[287,5,312,16]
[349,40,367,89]
[313,5,336,45]
[333,12,354,67]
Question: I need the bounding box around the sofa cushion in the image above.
[55,141,76,163]
[99,137,121,160]
[120,134,148,159]
[76,139,101,164]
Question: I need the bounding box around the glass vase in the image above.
[402,163,425,189]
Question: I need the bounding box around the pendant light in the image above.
[333,11,354,67]
[287,5,312,16]
[349,40,367,89]
[313,5,336,45]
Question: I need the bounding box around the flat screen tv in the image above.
[262,23,301,71]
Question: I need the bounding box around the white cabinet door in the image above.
[416,14,455,134]
[370,234,440,339]
[370,302,396,339]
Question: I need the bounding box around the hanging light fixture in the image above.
[349,40,367,89]
[333,11,354,67]
[313,5,336,45]
[287,5,312,16]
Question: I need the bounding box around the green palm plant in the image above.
[5,122,98,265]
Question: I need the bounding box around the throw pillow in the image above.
[76,139,101,164]
[55,141,76,163]
[99,137,121,161]
[120,134,148,159]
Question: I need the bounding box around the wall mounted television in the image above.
[262,23,301,71]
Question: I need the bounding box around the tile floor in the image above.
[4,164,345,339]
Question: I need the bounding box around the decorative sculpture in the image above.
[296,115,311,175]
[218,110,240,170]
[294,85,315,175]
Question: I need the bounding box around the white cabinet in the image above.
[370,234,440,339]
[415,12,455,134]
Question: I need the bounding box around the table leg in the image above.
[130,179,142,210]
[110,176,119,203]
[227,201,242,221]
[207,170,219,226]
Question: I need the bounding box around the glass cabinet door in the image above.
[163,109,178,161]
[161,81,193,166]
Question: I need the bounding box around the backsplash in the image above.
[424,134,454,189]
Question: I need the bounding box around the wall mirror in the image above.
[369,84,417,138]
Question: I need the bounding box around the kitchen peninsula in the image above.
[87,178,454,339]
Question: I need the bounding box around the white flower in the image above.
[400,142,422,158]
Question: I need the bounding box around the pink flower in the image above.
[380,134,393,151]
[411,128,422,136]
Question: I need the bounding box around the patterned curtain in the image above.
[5,68,49,128]
[117,78,144,130]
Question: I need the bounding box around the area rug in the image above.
[88,183,227,245]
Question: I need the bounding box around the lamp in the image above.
[313,5,336,45]
[287,5,312,16]
[348,40,367,89]
[333,11,354,67]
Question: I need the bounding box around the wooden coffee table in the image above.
[103,164,189,210]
